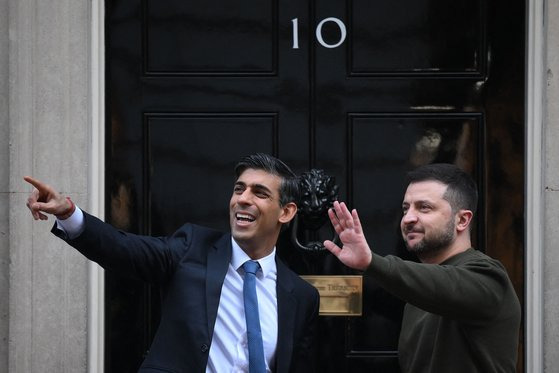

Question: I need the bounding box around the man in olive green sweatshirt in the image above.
[324,163,521,373]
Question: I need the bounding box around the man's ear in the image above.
[279,202,297,224]
[455,209,473,232]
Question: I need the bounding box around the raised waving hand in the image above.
[24,176,75,220]
[323,201,373,271]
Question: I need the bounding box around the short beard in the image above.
[405,217,456,256]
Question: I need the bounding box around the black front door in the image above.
[105,0,525,371]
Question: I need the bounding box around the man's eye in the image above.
[234,186,244,193]
[256,192,270,199]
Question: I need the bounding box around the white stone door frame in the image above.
[526,0,545,372]
[87,0,544,371]
[89,0,105,372]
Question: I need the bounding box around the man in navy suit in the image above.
[25,153,319,373]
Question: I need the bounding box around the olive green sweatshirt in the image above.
[365,248,520,373]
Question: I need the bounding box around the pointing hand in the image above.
[24,176,75,220]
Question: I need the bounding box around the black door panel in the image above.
[106,0,525,371]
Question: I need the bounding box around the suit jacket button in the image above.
[201,344,209,353]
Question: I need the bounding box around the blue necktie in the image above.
[242,260,266,373]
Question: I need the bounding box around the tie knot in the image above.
[243,260,260,275]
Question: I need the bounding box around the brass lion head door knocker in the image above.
[291,169,340,252]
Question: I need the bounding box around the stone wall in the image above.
[1,0,10,370]
[6,0,91,371]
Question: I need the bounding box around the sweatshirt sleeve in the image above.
[364,250,512,321]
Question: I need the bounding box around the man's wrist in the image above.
[56,205,85,239]
[56,197,76,220]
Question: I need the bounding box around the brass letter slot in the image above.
[301,275,362,316]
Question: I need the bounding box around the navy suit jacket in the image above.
[53,211,319,373]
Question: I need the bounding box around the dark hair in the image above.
[407,163,478,214]
[234,153,300,206]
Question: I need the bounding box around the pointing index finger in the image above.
[23,176,47,191]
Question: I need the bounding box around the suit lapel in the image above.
[205,234,232,338]
[275,257,297,373]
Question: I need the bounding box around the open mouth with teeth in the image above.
[236,213,256,223]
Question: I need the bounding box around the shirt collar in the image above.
[231,238,276,278]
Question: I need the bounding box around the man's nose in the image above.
[237,189,252,204]
[402,210,418,224]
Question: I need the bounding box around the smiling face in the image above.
[400,180,457,258]
[229,168,297,258]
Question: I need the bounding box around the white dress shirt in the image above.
[56,207,278,373]
[207,239,278,373]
